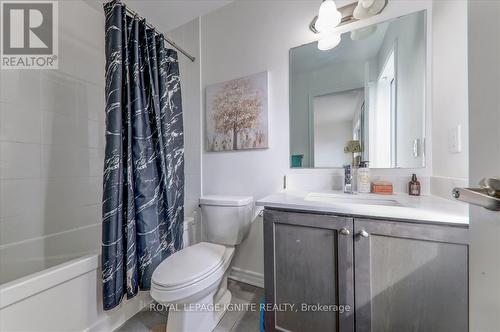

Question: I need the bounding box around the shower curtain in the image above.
[101,0,184,310]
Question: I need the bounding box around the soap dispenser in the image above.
[409,174,421,196]
[343,165,354,194]
[357,161,371,193]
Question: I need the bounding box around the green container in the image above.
[291,154,304,168]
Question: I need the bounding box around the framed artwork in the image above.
[206,71,268,151]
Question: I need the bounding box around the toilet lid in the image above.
[152,242,226,288]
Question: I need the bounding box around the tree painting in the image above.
[213,78,261,150]
[206,72,268,151]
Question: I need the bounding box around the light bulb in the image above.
[314,0,342,33]
[353,0,386,19]
[318,32,341,51]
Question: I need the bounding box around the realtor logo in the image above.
[1,1,58,69]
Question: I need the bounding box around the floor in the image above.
[115,280,264,332]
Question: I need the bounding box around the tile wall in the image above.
[0,0,105,283]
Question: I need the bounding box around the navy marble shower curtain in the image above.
[102,0,184,310]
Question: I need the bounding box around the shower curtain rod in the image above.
[121,3,196,62]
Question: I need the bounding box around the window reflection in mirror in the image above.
[290,10,426,169]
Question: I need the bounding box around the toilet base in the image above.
[166,283,232,332]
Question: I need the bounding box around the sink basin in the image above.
[305,192,403,207]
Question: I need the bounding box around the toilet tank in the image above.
[199,195,254,245]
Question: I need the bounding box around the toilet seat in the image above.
[152,242,226,289]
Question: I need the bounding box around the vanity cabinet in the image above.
[264,209,469,332]
[263,209,355,332]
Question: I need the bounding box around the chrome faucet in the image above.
[343,164,353,194]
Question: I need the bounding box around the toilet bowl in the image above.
[151,195,253,332]
[151,242,235,331]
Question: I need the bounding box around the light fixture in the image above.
[353,0,387,19]
[314,0,342,33]
[309,0,387,35]
[317,31,341,51]
[310,0,388,50]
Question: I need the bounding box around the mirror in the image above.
[290,11,426,168]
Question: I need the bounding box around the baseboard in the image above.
[228,267,264,289]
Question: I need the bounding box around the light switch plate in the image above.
[448,125,462,153]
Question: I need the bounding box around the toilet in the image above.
[151,195,254,332]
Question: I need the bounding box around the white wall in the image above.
[0,0,104,263]
[168,19,203,225]
[314,120,353,167]
[431,0,469,196]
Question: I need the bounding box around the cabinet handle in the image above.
[358,230,370,238]
[340,228,351,236]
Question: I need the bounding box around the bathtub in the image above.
[0,224,151,332]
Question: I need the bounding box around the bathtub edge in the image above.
[0,254,99,309]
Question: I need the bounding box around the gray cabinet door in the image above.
[354,218,469,332]
[264,209,354,332]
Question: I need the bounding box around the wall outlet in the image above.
[448,125,462,153]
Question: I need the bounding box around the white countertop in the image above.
[257,190,469,226]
